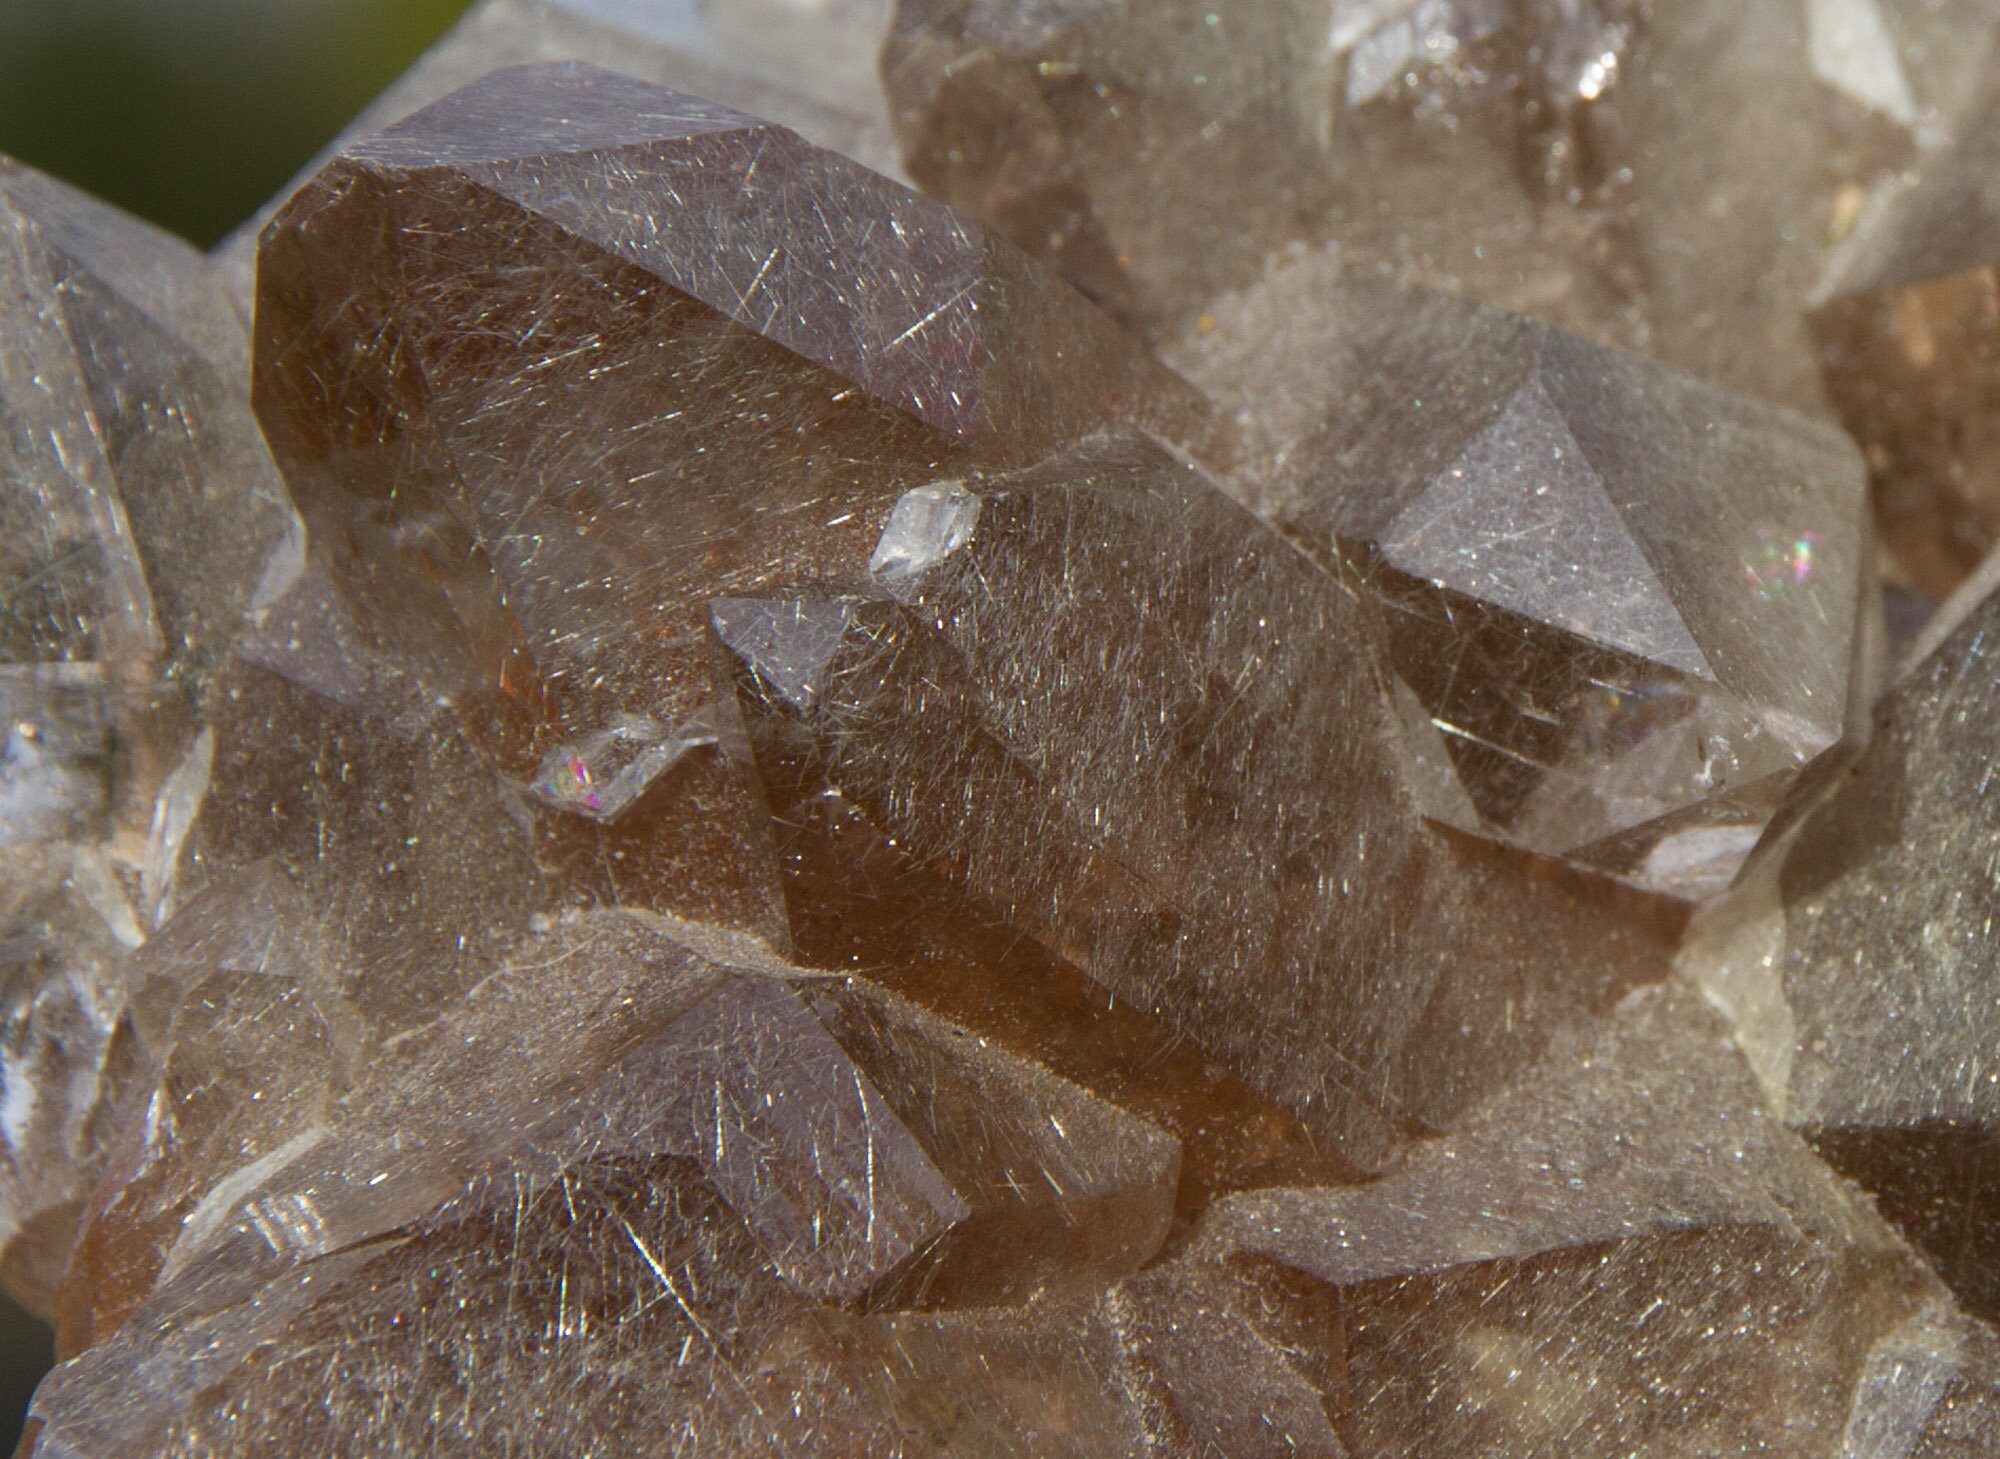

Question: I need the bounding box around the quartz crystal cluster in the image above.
[5,0,2000,1454]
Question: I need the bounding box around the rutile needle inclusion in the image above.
[715,429,1676,1164]
[210,0,905,310]
[9,11,2000,1454]
[1172,256,1875,899]
[1185,988,1987,1456]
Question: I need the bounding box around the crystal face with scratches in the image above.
[1188,990,1963,1456]
[715,430,1674,1163]
[212,0,906,306]
[253,62,1218,793]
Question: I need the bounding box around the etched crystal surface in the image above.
[1173,259,1873,897]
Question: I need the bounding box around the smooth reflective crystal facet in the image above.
[1692,568,2000,1327]
[1174,261,1872,897]
[0,157,293,1315]
[1813,88,2000,597]
[716,429,1675,1165]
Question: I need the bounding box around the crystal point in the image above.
[1174,262,1871,896]
[1696,566,2000,1326]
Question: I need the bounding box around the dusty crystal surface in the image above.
[886,0,2000,413]
[0,158,293,1317]
[1173,257,1874,897]
[14,9,2000,1455]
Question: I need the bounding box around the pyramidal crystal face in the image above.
[19,9,2000,1455]
[1173,257,1872,899]
[713,429,1677,1164]
[243,57,1666,1175]
[210,0,906,309]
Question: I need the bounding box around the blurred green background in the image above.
[0,0,477,246]
[0,1,480,1445]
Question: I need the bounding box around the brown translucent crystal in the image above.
[1173,257,1873,897]
[715,429,1676,1167]
[236,61,1219,1032]
[212,0,904,308]
[1812,87,2000,597]
[882,0,1334,331]
[0,157,292,1315]
[252,60,1217,787]
[1687,563,2000,1329]
[887,0,2000,411]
